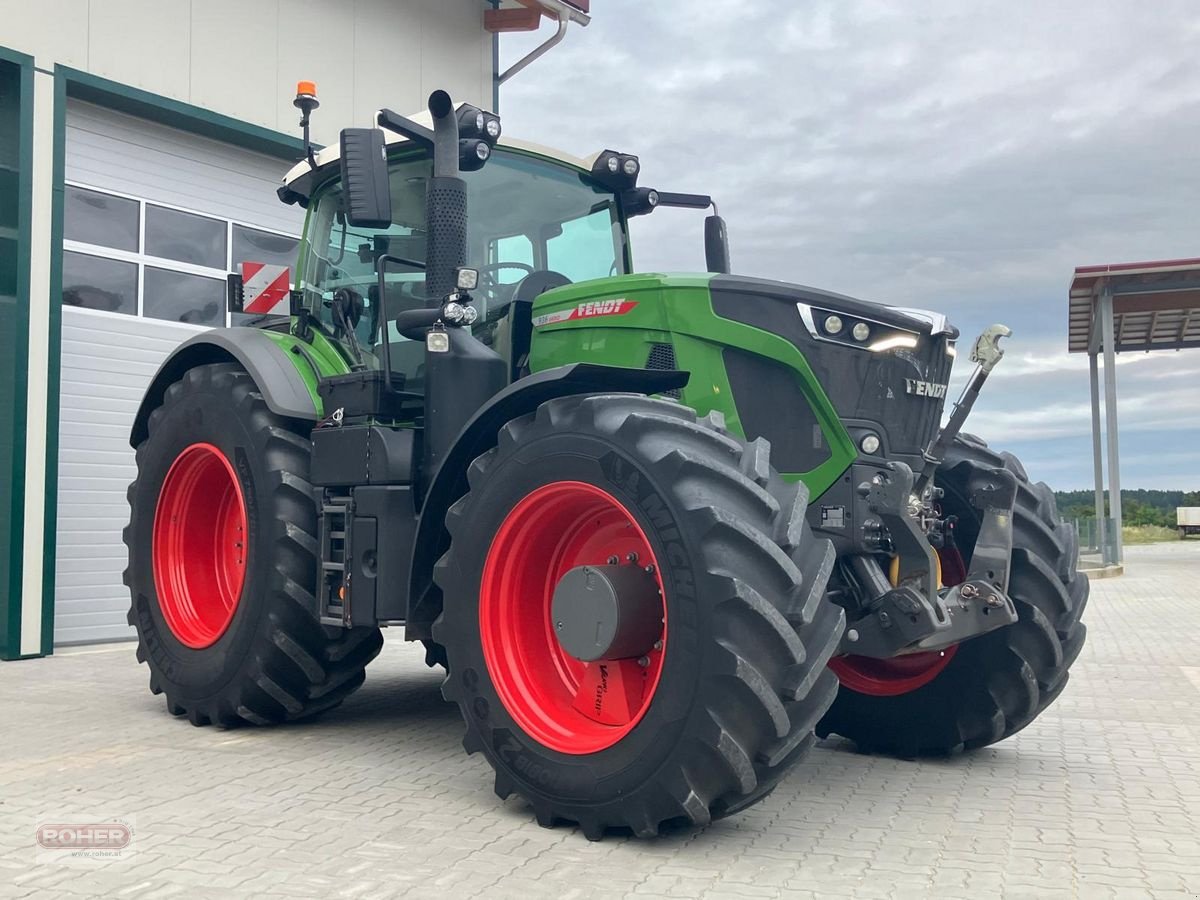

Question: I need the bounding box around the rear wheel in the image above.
[124,363,383,726]
[818,436,1089,755]
[433,394,845,838]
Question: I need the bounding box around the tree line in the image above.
[1056,489,1200,528]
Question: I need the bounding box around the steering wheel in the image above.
[476,261,536,307]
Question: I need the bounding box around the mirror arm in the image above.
[376,109,435,148]
[654,191,714,210]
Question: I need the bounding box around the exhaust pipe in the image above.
[425,90,466,302]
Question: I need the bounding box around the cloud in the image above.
[499,1,1200,488]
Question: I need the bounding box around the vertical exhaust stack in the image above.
[425,90,467,303]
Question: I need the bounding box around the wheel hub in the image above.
[551,564,662,662]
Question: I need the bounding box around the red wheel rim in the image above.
[479,481,667,755]
[152,443,248,649]
[829,546,965,697]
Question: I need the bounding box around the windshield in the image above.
[300,149,627,390]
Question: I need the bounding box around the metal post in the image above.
[1099,287,1123,563]
[1088,350,1108,563]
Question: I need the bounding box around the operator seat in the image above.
[490,270,571,382]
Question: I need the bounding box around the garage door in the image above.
[54,100,305,645]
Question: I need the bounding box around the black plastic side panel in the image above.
[311,425,417,487]
[404,363,690,641]
[722,347,829,474]
[425,328,508,482]
[130,328,319,447]
[351,485,417,623]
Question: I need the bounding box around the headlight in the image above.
[824,315,843,334]
[860,434,881,454]
[485,118,501,139]
[852,322,871,342]
[622,157,639,176]
[607,156,620,174]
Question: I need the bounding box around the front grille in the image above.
[723,348,831,475]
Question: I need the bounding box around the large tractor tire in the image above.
[819,435,1088,756]
[124,363,383,726]
[433,394,845,839]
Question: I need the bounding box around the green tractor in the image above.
[125,89,1088,839]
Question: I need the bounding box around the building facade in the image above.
[0,0,501,657]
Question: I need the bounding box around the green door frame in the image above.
[0,45,35,661]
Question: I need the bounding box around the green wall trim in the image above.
[57,66,305,161]
[1,46,34,659]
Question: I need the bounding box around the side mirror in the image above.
[339,128,391,229]
[704,215,730,274]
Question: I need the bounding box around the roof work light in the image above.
[456,103,502,172]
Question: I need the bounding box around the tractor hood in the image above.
[707,274,959,472]
[709,274,959,343]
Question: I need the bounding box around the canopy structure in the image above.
[1068,257,1200,564]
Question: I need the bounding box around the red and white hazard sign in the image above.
[241,262,291,315]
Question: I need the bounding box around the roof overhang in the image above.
[1067,257,1200,354]
[485,0,591,32]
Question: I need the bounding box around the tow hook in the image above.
[840,574,1018,658]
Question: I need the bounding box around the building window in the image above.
[61,182,300,327]
[64,186,139,252]
[144,267,225,327]
[62,251,138,315]
[145,205,227,269]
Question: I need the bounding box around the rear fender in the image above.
[403,363,689,640]
[129,328,337,447]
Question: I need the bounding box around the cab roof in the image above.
[279,109,604,205]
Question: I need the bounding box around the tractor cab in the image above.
[275,99,726,390]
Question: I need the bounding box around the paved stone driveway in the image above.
[2,542,1199,899]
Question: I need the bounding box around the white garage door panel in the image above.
[56,308,206,645]
[55,101,304,644]
[65,100,300,234]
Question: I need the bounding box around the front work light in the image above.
[455,267,479,291]
[457,103,502,145]
[458,139,491,171]
[591,150,641,191]
[621,187,659,217]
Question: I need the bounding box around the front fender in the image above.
[129,327,333,447]
[403,363,689,640]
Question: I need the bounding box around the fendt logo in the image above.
[532,299,638,327]
[36,823,132,850]
[904,378,948,399]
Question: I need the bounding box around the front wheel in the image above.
[818,436,1089,756]
[433,395,844,839]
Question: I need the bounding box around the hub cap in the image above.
[479,481,667,755]
[152,443,248,649]
[829,546,966,697]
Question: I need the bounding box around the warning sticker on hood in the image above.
[532,299,638,327]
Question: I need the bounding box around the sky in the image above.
[497,1,1200,490]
